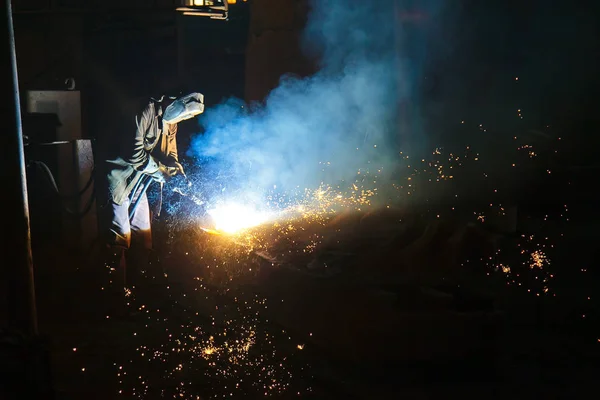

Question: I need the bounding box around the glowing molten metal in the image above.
[207,202,273,234]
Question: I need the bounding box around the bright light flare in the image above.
[207,202,274,234]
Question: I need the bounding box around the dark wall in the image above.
[244,0,600,150]
[83,11,180,156]
[13,13,83,91]
[178,11,249,106]
[245,0,316,103]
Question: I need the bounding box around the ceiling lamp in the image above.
[176,0,229,20]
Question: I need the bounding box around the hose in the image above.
[33,160,95,199]
[28,160,96,219]
[129,176,153,221]
[128,173,145,206]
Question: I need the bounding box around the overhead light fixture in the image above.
[177,0,229,20]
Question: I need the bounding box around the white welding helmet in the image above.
[163,92,205,124]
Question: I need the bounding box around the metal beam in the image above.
[2,0,38,336]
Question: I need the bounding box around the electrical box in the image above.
[24,91,97,256]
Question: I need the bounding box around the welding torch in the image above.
[170,170,206,206]
[173,183,205,207]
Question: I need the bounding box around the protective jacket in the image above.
[106,98,179,205]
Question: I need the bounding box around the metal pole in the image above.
[2,0,38,335]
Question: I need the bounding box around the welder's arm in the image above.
[161,124,185,176]
[128,104,160,175]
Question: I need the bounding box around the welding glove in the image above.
[172,161,185,176]
[149,169,166,184]
[162,156,185,177]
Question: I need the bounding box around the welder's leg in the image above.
[106,198,132,284]
[109,200,132,250]
[130,190,152,251]
[128,190,153,288]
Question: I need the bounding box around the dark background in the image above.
[10,0,600,157]
[3,1,600,398]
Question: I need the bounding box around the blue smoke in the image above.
[188,0,445,206]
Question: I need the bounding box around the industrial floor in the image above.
[26,204,600,399]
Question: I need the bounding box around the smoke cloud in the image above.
[188,0,444,206]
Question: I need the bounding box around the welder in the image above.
[100,92,204,287]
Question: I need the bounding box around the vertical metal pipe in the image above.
[3,0,39,335]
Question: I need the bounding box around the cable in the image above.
[28,160,96,219]
[32,160,94,199]
[67,185,97,220]
[129,176,152,221]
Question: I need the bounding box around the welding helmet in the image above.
[163,92,205,124]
